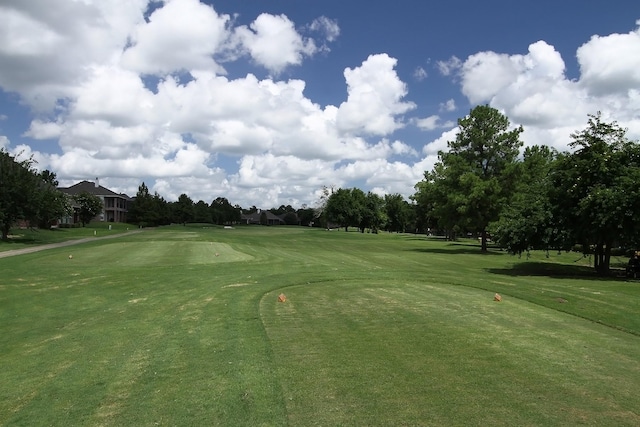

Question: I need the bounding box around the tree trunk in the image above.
[1,223,9,241]
[481,229,488,252]
[593,242,611,276]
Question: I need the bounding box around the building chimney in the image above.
[95,177,99,188]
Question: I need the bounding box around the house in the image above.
[241,210,286,225]
[58,179,131,224]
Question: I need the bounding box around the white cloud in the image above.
[234,13,317,74]
[23,120,63,140]
[439,99,456,112]
[309,16,340,42]
[577,20,640,95]
[422,127,458,156]
[0,0,147,111]
[121,0,230,75]
[452,36,640,151]
[336,54,416,136]
[2,1,639,209]
[436,56,462,76]
[391,140,419,157]
[414,66,427,81]
[413,115,455,131]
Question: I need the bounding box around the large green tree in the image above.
[129,183,173,227]
[0,150,39,240]
[490,145,558,254]
[414,105,523,250]
[325,188,364,231]
[173,193,194,225]
[359,192,385,233]
[550,113,640,274]
[73,191,104,227]
[193,200,212,223]
[32,170,71,229]
[384,193,413,233]
[128,182,154,226]
[210,197,241,225]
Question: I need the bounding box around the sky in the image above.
[0,0,639,209]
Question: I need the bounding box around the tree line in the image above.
[410,105,640,275]
[320,187,416,233]
[127,182,319,228]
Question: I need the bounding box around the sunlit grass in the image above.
[1,226,639,425]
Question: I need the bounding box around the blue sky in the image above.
[0,0,639,208]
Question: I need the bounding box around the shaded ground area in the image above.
[487,261,628,280]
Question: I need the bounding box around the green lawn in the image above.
[0,222,135,252]
[1,226,639,426]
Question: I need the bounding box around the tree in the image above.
[128,182,154,226]
[0,150,39,240]
[313,185,335,228]
[210,197,241,225]
[384,193,412,233]
[412,176,442,235]
[325,188,364,231]
[173,193,194,225]
[128,183,172,227]
[491,145,558,254]
[283,212,299,225]
[32,170,71,229]
[193,200,212,223]
[550,113,640,275]
[360,192,385,233]
[414,105,523,250]
[296,206,316,226]
[272,204,295,215]
[73,192,103,227]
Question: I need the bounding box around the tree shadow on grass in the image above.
[1,228,70,246]
[1,235,40,246]
[407,242,505,256]
[487,261,627,281]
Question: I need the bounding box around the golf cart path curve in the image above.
[0,229,145,259]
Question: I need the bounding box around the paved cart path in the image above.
[0,229,144,259]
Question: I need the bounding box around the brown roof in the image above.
[59,180,130,199]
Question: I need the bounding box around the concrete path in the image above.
[0,230,144,259]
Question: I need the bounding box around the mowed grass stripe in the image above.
[261,280,640,426]
[1,226,639,425]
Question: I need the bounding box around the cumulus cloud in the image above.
[23,120,63,140]
[2,0,639,209]
[234,13,318,74]
[0,0,147,110]
[577,20,640,95]
[336,54,415,136]
[449,34,640,151]
[121,0,230,75]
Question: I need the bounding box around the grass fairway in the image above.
[1,226,639,426]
